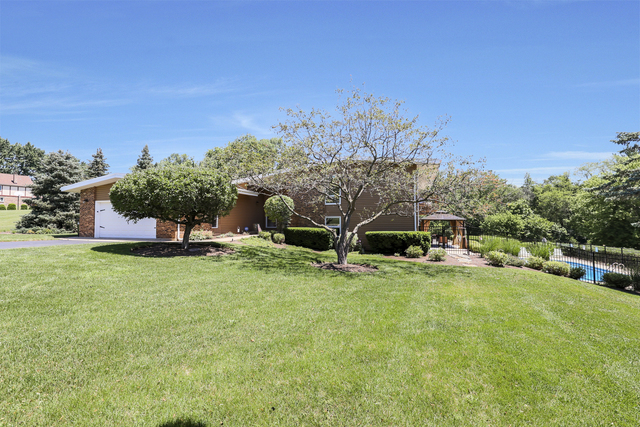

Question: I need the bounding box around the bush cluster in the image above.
[428,248,447,262]
[505,255,525,267]
[258,231,272,240]
[190,230,214,241]
[602,272,632,289]
[20,204,29,210]
[525,256,545,270]
[0,204,5,210]
[283,227,333,251]
[7,203,16,210]
[272,233,285,244]
[486,251,509,267]
[470,236,554,261]
[568,266,586,280]
[366,231,430,254]
[542,261,570,276]
[405,245,424,258]
[19,227,64,235]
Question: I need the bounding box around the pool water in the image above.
[562,261,609,282]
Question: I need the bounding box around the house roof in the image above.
[0,173,33,187]
[60,173,127,193]
[61,173,260,197]
[421,210,466,221]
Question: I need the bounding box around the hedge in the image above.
[7,203,17,210]
[366,231,431,254]
[283,227,333,251]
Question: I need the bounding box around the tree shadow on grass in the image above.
[157,419,208,427]
[90,242,228,257]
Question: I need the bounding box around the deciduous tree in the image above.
[109,166,237,249]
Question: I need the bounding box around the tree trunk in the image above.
[182,223,193,250]
[336,239,349,265]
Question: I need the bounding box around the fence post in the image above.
[592,251,597,285]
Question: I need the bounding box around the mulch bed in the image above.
[132,243,235,257]
[311,262,378,273]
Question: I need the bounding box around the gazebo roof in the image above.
[421,210,466,221]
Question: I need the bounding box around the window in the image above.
[325,216,341,235]
[211,216,219,228]
[0,197,3,203]
[265,216,277,229]
[325,186,341,205]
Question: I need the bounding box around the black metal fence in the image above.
[425,223,639,284]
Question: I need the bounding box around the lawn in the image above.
[0,209,26,232]
[1,241,639,426]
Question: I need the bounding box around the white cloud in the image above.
[575,78,640,88]
[543,151,614,161]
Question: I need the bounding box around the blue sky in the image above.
[1,0,638,185]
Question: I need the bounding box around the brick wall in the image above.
[79,188,96,237]
[156,220,177,239]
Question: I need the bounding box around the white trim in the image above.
[61,173,126,193]
[238,188,260,197]
[325,216,341,228]
[211,216,219,229]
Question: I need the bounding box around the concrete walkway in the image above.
[0,234,253,250]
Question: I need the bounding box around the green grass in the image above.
[0,233,77,242]
[0,209,25,232]
[1,243,639,426]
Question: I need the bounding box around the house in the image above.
[61,172,424,245]
[0,173,34,207]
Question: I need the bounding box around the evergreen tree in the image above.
[0,137,45,176]
[87,148,109,179]
[16,151,84,232]
[132,145,154,171]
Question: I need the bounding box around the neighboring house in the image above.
[61,172,423,245]
[0,173,33,207]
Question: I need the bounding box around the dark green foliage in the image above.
[542,261,570,276]
[258,231,271,240]
[157,153,196,168]
[0,137,45,176]
[132,145,154,172]
[404,245,424,258]
[568,266,586,280]
[86,148,109,178]
[602,272,632,289]
[272,233,285,244]
[486,251,509,267]
[283,227,333,251]
[7,203,16,210]
[110,166,237,249]
[16,150,83,232]
[428,248,447,261]
[505,255,525,267]
[525,256,545,270]
[263,195,294,232]
[593,132,639,200]
[366,231,431,254]
[20,204,28,210]
[0,204,5,210]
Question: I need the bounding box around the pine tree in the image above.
[16,151,84,232]
[87,148,109,179]
[132,145,154,172]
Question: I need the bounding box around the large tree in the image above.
[0,137,45,176]
[86,148,110,179]
[157,153,196,168]
[202,135,283,179]
[16,151,84,232]
[109,166,237,249]
[594,132,639,201]
[132,145,154,171]
[246,87,480,265]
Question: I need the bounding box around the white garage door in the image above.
[95,201,156,238]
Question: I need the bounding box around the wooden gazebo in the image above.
[419,210,467,249]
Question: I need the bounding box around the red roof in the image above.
[0,173,33,187]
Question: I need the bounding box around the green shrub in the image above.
[272,233,285,244]
[224,231,234,237]
[428,248,447,262]
[0,204,5,210]
[346,232,361,253]
[7,203,17,210]
[542,261,570,276]
[602,272,632,289]
[526,243,553,261]
[477,237,501,257]
[500,239,523,257]
[568,266,586,280]
[258,231,272,240]
[525,256,545,270]
[283,227,333,251]
[405,245,424,258]
[505,255,525,267]
[190,230,214,241]
[486,251,509,267]
[20,204,28,210]
[629,265,640,292]
[469,240,482,253]
[366,231,431,254]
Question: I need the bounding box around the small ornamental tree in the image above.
[263,195,294,232]
[86,148,109,179]
[109,166,238,249]
[16,150,84,232]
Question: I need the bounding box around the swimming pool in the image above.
[561,261,610,282]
